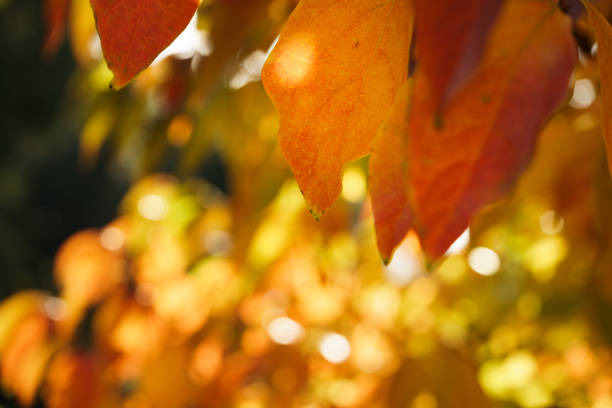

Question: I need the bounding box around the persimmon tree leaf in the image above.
[42,0,72,57]
[371,0,576,259]
[413,0,504,110]
[581,0,612,178]
[89,0,199,89]
[369,81,414,263]
[261,0,413,216]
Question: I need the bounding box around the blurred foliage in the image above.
[4,0,612,407]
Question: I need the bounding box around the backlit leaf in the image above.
[581,0,612,178]
[42,0,71,57]
[413,0,504,109]
[89,0,199,89]
[371,0,576,259]
[369,81,414,263]
[261,0,413,215]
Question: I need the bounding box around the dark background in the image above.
[0,1,127,405]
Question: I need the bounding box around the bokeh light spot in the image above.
[319,333,351,363]
[43,297,67,321]
[569,78,596,109]
[467,247,500,276]
[100,226,125,251]
[266,317,304,345]
[341,166,366,203]
[137,194,169,221]
[539,210,564,235]
[167,114,194,147]
[385,240,423,286]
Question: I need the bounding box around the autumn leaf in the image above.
[42,0,72,57]
[413,0,504,109]
[371,0,576,260]
[369,81,414,263]
[581,0,612,178]
[45,352,107,408]
[89,0,199,89]
[261,0,413,216]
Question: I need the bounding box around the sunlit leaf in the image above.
[262,0,413,215]
[371,0,576,258]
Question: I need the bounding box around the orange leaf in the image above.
[89,0,199,89]
[371,0,576,259]
[262,0,413,215]
[369,81,414,263]
[45,352,105,408]
[581,0,612,178]
[42,0,72,57]
[414,0,504,109]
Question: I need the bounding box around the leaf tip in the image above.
[380,255,391,266]
[308,206,323,221]
[109,76,127,91]
[423,256,442,274]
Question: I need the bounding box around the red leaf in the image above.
[414,0,504,109]
[371,0,576,260]
[89,0,199,89]
[42,0,71,57]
